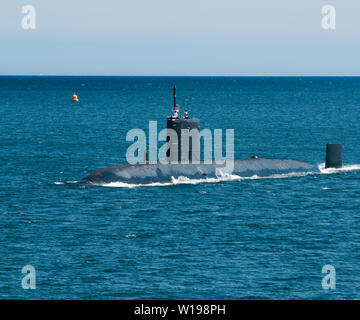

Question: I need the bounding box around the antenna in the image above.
[173,85,176,111]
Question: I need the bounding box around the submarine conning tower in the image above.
[166,86,200,163]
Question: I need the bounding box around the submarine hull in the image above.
[80,159,318,185]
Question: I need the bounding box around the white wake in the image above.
[317,163,360,174]
[95,171,316,188]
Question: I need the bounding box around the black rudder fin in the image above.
[325,143,342,169]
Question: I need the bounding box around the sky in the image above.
[0,0,359,76]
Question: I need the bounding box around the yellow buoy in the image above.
[72,93,79,102]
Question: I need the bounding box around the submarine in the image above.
[79,87,342,186]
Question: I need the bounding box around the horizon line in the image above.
[1,75,360,77]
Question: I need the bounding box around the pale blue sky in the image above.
[0,0,359,75]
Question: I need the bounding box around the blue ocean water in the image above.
[0,76,360,299]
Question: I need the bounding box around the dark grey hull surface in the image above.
[80,158,318,185]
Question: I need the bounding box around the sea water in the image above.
[0,76,360,299]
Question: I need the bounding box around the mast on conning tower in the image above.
[173,85,176,111]
[167,86,200,162]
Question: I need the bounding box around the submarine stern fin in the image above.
[325,143,342,169]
